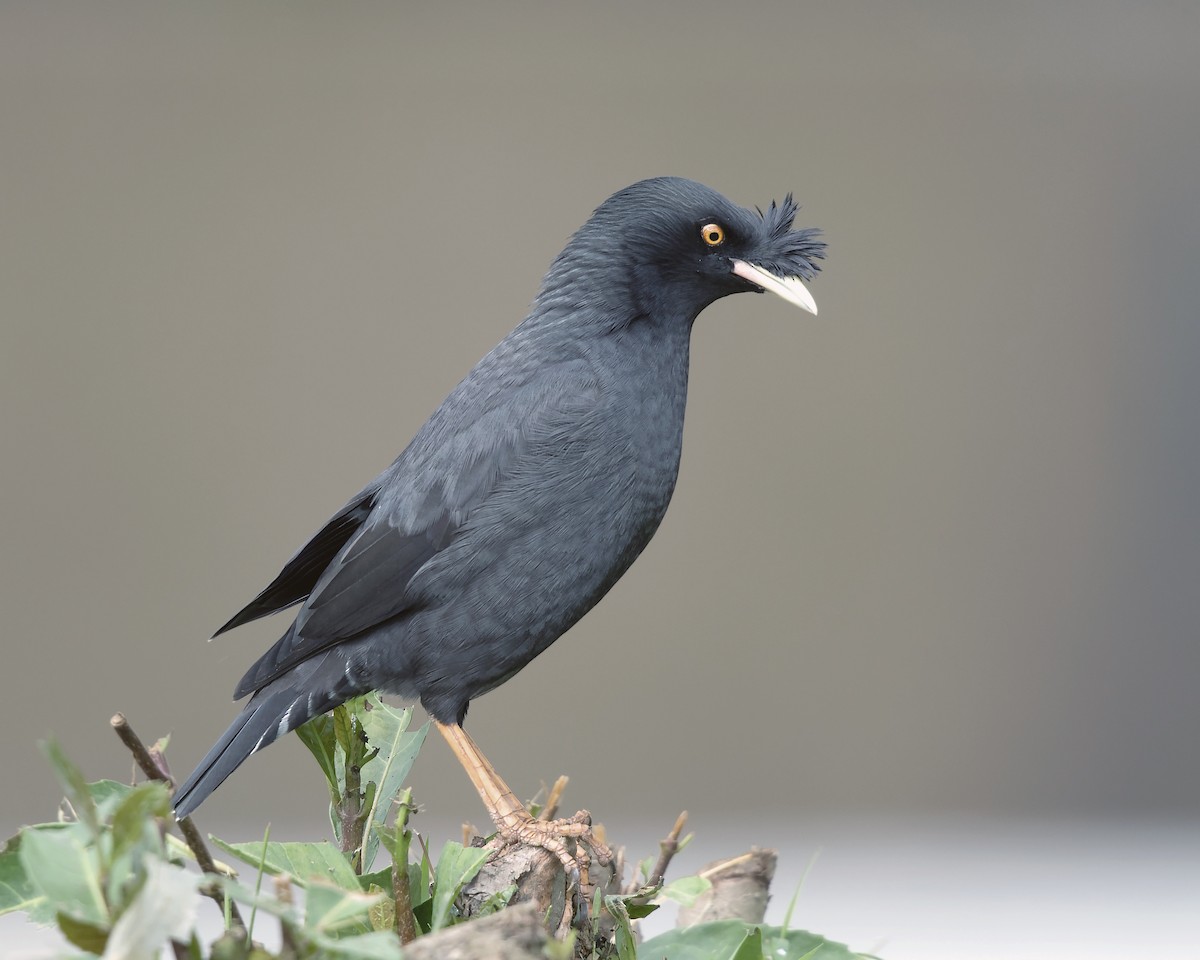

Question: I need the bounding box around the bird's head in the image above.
[539,177,825,327]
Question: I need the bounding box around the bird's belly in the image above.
[395,425,683,719]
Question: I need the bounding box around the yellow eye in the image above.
[700,223,725,247]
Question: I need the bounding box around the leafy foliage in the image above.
[4,709,879,959]
[641,920,880,960]
[296,693,428,874]
[427,841,490,933]
[1,749,198,957]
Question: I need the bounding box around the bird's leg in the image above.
[434,721,611,889]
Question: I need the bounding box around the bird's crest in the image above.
[759,194,826,281]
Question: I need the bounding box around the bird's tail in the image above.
[173,658,359,819]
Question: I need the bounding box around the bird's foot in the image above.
[433,722,612,905]
[493,806,612,893]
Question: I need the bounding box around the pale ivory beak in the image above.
[731,259,818,316]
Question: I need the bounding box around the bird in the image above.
[172,177,825,875]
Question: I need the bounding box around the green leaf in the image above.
[0,844,47,920]
[356,697,427,873]
[731,926,764,960]
[602,895,638,960]
[296,713,341,806]
[407,860,429,908]
[211,838,360,892]
[40,740,100,838]
[412,897,432,934]
[357,870,392,905]
[245,824,272,944]
[428,841,489,932]
[762,926,883,960]
[333,700,362,766]
[304,880,382,936]
[366,882,393,932]
[409,839,433,930]
[473,882,516,918]
[641,920,878,960]
[18,825,107,925]
[310,930,404,959]
[88,780,136,820]
[214,876,300,922]
[329,797,343,846]
[110,782,171,863]
[417,843,432,904]
[371,822,396,852]
[602,880,663,928]
[102,860,200,960]
[57,911,109,952]
[660,873,712,908]
[626,900,659,919]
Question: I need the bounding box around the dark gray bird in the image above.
[173,177,824,868]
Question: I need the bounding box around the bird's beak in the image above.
[731,260,819,316]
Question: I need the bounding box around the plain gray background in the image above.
[2,7,1197,945]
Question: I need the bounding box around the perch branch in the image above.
[676,846,777,927]
[402,901,549,960]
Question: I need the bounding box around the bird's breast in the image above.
[583,327,691,556]
[389,322,693,704]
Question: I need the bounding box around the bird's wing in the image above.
[231,515,452,698]
[289,488,458,641]
[213,488,378,637]
[232,358,600,699]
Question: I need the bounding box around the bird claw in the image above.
[571,875,590,924]
[493,806,611,897]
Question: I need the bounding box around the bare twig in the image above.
[538,775,569,821]
[622,809,688,894]
[697,850,754,879]
[110,713,170,781]
[649,809,688,886]
[110,713,244,929]
[612,845,626,892]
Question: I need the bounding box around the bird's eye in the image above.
[700,223,725,247]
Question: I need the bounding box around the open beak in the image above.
[731,259,819,316]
